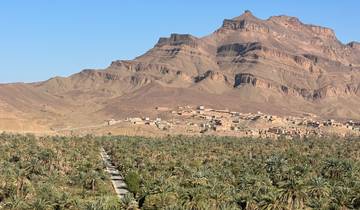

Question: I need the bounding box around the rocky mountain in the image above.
[1,11,360,132]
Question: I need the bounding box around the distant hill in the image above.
[1,11,360,132]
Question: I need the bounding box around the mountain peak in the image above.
[3,11,360,130]
[232,10,258,21]
[220,10,268,33]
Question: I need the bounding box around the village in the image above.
[104,105,360,139]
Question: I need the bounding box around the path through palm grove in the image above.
[102,135,360,209]
[100,147,129,199]
[0,133,139,209]
[1,133,360,209]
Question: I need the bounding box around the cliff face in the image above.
[156,34,199,48]
[29,11,360,117]
[1,11,360,131]
[201,12,358,103]
[31,11,360,104]
[348,42,360,51]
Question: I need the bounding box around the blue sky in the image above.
[1,0,359,83]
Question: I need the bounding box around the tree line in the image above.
[102,135,360,210]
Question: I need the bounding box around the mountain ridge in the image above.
[1,10,360,132]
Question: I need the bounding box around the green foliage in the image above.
[125,171,141,195]
[0,133,116,210]
[2,132,360,209]
[102,135,360,209]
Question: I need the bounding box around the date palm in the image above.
[306,177,330,199]
[277,178,307,209]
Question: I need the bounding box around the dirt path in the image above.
[100,148,129,199]
[55,123,107,132]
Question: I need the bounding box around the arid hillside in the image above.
[1,11,360,132]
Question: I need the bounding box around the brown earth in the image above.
[1,11,360,133]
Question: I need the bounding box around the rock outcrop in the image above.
[29,11,360,118]
[156,34,199,48]
[1,10,360,130]
[348,41,360,50]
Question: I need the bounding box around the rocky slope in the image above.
[1,11,360,132]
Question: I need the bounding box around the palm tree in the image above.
[276,178,307,209]
[30,198,52,210]
[330,185,352,210]
[305,177,331,208]
[258,192,286,210]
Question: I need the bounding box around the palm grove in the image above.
[0,133,121,209]
[1,133,360,209]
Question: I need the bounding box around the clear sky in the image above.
[1,0,359,83]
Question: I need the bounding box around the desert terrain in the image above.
[1,11,360,137]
